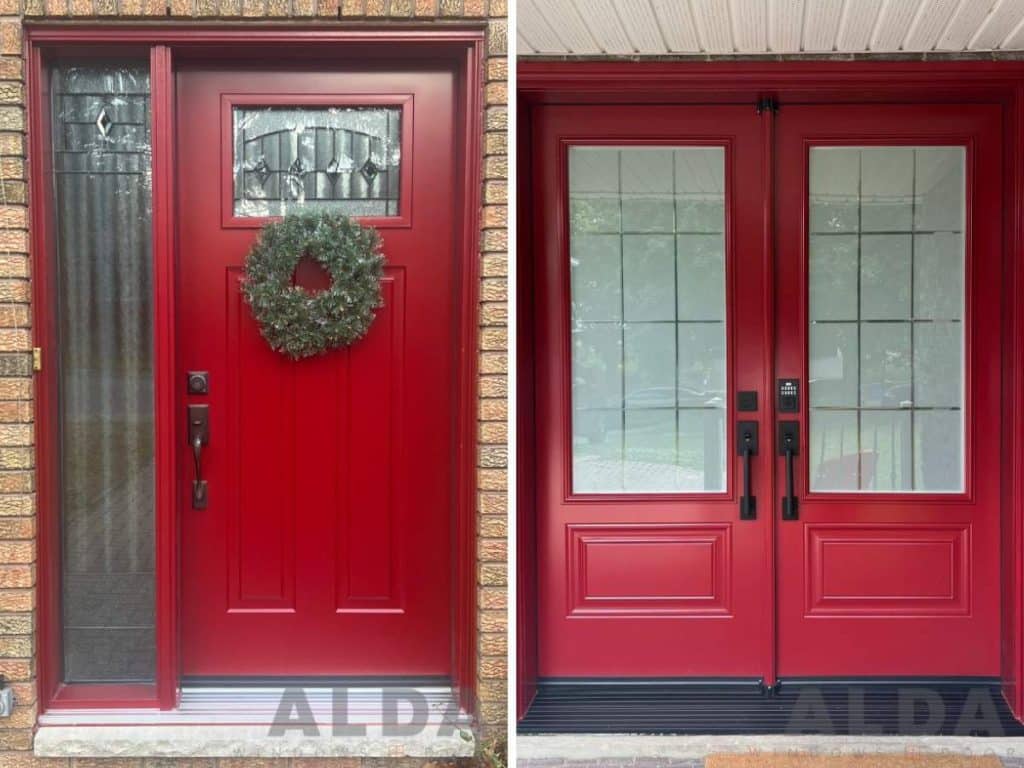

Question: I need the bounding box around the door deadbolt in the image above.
[187,371,209,395]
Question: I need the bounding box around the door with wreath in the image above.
[175,68,457,677]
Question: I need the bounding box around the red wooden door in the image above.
[177,67,456,677]
[774,104,1002,676]
[534,105,773,677]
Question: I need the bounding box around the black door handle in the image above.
[737,421,758,520]
[778,421,799,520]
[188,404,209,510]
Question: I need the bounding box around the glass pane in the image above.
[677,235,725,321]
[914,321,963,408]
[860,323,911,408]
[569,146,726,494]
[809,235,858,321]
[861,148,914,232]
[810,148,859,233]
[809,410,859,491]
[808,147,965,492]
[571,235,621,322]
[861,235,911,320]
[573,410,624,494]
[620,148,674,232]
[915,409,963,491]
[624,323,675,408]
[52,63,155,682]
[809,323,858,408]
[861,410,913,491]
[233,106,401,218]
[623,235,675,321]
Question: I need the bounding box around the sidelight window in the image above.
[51,63,156,682]
[808,146,965,492]
[568,146,727,494]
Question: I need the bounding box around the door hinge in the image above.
[756,96,779,114]
[32,347,41,372]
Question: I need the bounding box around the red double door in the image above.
[176,67,456,677]
[534,102,1002,681]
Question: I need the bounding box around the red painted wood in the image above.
[516,99,538,718]
[177,68,456,677]
[533,104,773,678]
[150,44,180,711]
[28,41,63,713]
[452,40,483,715]
[774,104,1002,676]
[1004,86,1024,720]
[47,684,158,709]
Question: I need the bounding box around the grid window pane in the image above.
[808,147,965,492]
[569,146,726,494]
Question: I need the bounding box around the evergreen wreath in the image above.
[242,211,385,360]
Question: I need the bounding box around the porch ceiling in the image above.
[517,0,1024,57]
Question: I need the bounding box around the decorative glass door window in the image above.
[233,106,401,218]
[808,146,965,492]
[569,146,726,494]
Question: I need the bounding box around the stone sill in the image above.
[35,724,476,758]
[34,686,475,758]
[518,734,1024,760]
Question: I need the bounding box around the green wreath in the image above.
[242,211,385,360]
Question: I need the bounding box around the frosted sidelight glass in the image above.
[569,146,726,493]
[808,147,965,492]
[52,63,156,682]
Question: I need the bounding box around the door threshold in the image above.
[35,685,475,758]
[518,680,1024,736]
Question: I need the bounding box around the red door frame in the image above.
[517,59,1024,722]
[27,24,484,715]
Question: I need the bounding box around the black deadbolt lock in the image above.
[187,371,209,395]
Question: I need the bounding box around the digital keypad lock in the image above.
[777,378,799,413]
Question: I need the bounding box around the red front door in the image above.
[534,105,774,677]
[534,100,1002,680]
[774,104,1002,676]
[177,66,456,677]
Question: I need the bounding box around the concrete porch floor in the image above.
[517,735,1024,768]
[520,757,1024,768]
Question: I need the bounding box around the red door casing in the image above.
[177,67,456,677]
[534,105,774,677]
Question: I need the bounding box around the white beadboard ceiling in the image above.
[518,0,1024,56]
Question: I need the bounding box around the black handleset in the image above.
[737,421,759,520]
[735,385,800,521]
[188,404,209,510]
[778,421,799,520]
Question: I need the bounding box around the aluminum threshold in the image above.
[517,679,1024,736]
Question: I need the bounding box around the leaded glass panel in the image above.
[233,106,401,219]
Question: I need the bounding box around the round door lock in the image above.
[187,371,209,395]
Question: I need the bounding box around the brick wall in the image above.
[0,0,508,764]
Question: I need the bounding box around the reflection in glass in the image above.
[233,106,401,218]
[808,147,964,492]
[569,147,726,493]
[52,64,155,682]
